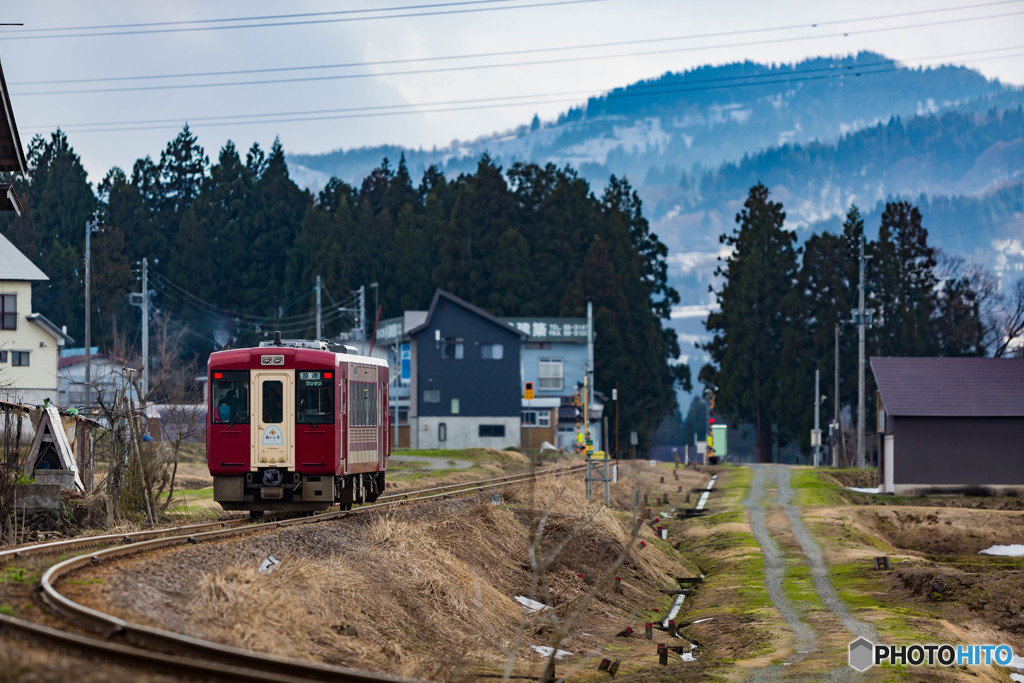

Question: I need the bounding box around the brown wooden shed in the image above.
[871,357,1024,495]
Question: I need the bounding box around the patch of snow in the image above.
[847,486,881,494]
[531,645,572,659]
[1010,674,1024,683]
[691,618,714,624]
[662,593,686,628]
[979,544,1024,557]
[1010,653,1024,670]
[681,652,696,662]
[515,596,548,612]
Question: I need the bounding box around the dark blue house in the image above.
[407,290,526,449]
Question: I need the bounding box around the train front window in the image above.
[212,370,250,424]
[296,370,335,424]
[262,381,284,424]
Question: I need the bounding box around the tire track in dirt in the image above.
[744,465,816,680]
[772,465,879,644]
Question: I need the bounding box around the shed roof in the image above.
[871,356,1024,417]
[0,232,48,281]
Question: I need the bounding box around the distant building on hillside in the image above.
[871,356,1024,495]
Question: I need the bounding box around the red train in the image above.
[207,337,389,514]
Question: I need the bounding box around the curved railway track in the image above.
[1,463,586,682]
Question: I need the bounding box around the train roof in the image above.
[209,345,388,368]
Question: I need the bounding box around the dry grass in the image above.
[174,473,691,680]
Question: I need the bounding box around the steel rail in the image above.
[378,464,589,501]
[0,517,250,565]
[0,612,350,683]
[2,463,583,563]
[26,463,586,681]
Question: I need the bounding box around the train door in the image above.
[251,370,295,468]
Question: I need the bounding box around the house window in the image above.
[522,410,550,427]
[438,422,447,442]
[11,351,29,367]
[0,351,6,362]
[423,389,440,404]
[481,343,504,360]
[479,424,505,438]
[451,397,460,414]
[441,337,464,360]
[538,359,563,390]
[1,294,16,330]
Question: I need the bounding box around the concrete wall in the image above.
[412,416,521,450]
[891,416,1024,491]
[0,281,60,406]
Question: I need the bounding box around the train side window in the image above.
[211,370,250,424]
[263,381,284,424]
[296,370,334,424]
[349,380,379,426]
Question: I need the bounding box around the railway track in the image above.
[2,462,586,682]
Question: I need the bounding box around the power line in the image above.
[2,1,523,33]
[150,269,364,333]
[0,0,602,41]
[13,8,1024,98]
[24,50,1024,135]
[12,0,1023,87]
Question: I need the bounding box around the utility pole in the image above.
[141,257,149,400]
[614,383,619,464]
[315,275,322,340]
[586,298,594,406]
[84,217,94,390]
[358,285,366,347]
[813,368,821,467]
[857,235,867,470]
[833,323,840,468]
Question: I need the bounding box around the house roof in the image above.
[0,232,48,281]
[0,57,27,175]
[406,289,529,338]
[27,313,74,345]
[871,356,1024,417]
[0,183,22,215]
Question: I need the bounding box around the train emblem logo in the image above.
[261,425,284,445]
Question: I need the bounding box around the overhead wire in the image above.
[11,0,1024,87]
[25,52,1024,135]
[0,0,603,40]
[14,8,1024,98]
[149,268,364,333]
[1,0,527,33]
[21,44,1024,133]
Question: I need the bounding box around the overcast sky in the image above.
[2,0,1022,183]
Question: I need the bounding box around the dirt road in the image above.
[744,465,877,680]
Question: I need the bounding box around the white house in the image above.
[0,233,74,406]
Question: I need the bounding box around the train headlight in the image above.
[262,468,283,487]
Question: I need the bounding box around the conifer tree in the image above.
[703,183,797,463]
